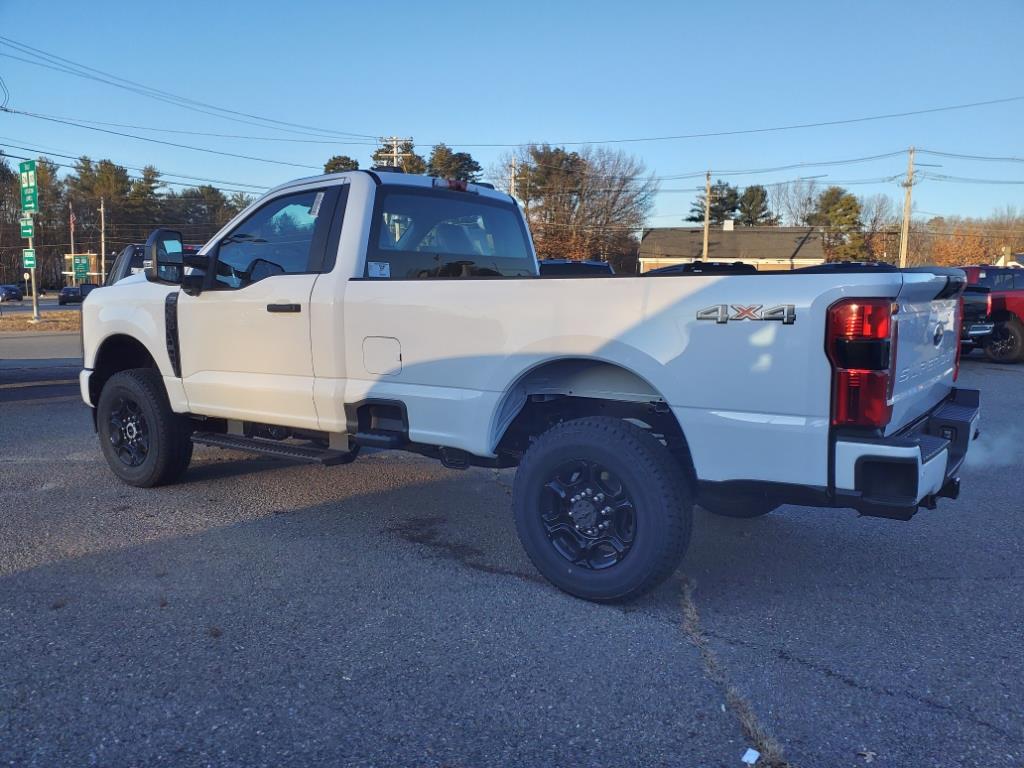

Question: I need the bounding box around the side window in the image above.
[367,189,533,279]
[214,189,326,289]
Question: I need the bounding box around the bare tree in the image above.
[770,179,820,226]
[859,193,898,262]
[496,145,657,264]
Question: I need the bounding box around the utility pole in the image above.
[69,202,76,287]
[702,171,712,260]
[509,156,517,198]
[28,228,38,321]
[99,197,106,285]
[898,147,915,268]
[377,136,413,169]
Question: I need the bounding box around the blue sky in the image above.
[1,0,1022,223]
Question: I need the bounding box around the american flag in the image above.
[69,203,76,235]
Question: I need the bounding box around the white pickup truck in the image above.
[80,169,980,602]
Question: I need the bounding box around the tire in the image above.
[58,299,65,306]
[983,319,1024,363]
[700,499,776,518]
[96,368,193,487]
[512,416,693,603]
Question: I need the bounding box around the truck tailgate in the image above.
[887,271,963,435]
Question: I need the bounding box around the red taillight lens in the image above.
[826,298,896,428]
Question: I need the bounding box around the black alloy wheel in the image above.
[513,416,693,603]
[541,459,637,570]
[107,395,150,467]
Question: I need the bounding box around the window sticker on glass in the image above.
[367,261,391,278]
[310,191,325,218]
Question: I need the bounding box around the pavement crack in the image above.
[705,629,1021,745]
[681,577,794,768]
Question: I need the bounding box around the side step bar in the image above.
[191,432,358,466]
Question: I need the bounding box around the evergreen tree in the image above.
[426,143,482,181]
[324,155,359,174]
[736,185,778,226]
[686,180,740,224]
[808,186,865,261]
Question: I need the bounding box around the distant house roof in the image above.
[639,226,826,263]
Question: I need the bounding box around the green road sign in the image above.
[22,248,36,269]
[74,255,90,277]
[19,160,39,214]
[20,218,33,238]
[21,187,38,213]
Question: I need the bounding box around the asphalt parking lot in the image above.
[1,338,1021,768]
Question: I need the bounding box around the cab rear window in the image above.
[366,188,534,279]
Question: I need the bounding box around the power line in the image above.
[919,148,1024,163]
[1,107,322,170]
[0,109,378,145]
[435,96,1024,148]
[0,139,268,189]
[0,36,377,140]
[0,150,259,195]
[920,172,1024,185]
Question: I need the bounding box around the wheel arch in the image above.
[490,356,696,483]
[89,334,160,406]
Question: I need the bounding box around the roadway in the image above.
[0,334,1021,767]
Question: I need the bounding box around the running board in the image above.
[191,432,357,466]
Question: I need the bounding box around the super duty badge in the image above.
[697,304,796,324]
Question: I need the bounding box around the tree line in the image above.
[4,141,1022,287]
[686,177,1024,265]
[0,155,254,287]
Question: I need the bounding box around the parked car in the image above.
[960,285,993,351]
[961,265,1024,363]
[645,260,757,276]
[59,283,98,305]
[79,170,978,603]
[538,259,615,277]
[0,284,24,302]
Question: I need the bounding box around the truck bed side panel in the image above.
[336,272,905,485]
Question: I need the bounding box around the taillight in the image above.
[826,298,897,428]
[986,292,992,318]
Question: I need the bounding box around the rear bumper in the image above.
[961,322,994,341]
[833,387,980,519]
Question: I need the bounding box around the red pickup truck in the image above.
[962,265,1024,363]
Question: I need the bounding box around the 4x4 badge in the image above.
[696,304,796,324]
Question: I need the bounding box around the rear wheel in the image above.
[512,417,692,603]
[97,368,193,487]
[983,319,1024,363]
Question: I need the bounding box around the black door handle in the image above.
[266,303,301,313]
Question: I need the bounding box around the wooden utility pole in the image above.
[898,147,915,268]
[509,156,517,198]
[702,171,712,260]
[99,197,106,285]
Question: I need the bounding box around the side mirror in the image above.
[145,229,185,285]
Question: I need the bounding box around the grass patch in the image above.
[0,310,81,332]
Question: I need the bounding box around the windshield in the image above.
[367,188,534,279]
